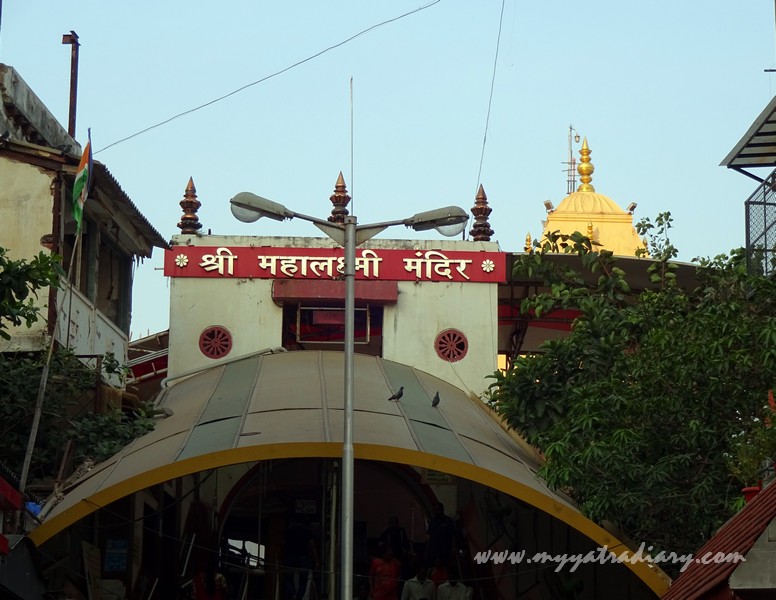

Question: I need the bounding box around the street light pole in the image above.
[229,191,468,600]
[341,215,356,600]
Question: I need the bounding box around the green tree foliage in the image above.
[0,246,63,339]
[0,349,94,480]
[0,348,156,483]
[487,214,776,563]
[0,246,155,484]
[67,403,156,464]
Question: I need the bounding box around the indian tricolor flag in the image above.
[72,130,92,231]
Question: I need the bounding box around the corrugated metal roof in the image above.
[721,95,776,176]
[92,162,169,254]
[30,350,669,595]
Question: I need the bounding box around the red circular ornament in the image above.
[434,328,468,362]
[199,326,232,359]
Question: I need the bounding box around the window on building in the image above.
[61,216,133,334]
[282,303,384,356]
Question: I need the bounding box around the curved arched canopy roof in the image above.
[30,350,668,595]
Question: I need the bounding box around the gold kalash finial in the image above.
[577,137,595,193]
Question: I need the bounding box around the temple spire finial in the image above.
[469,184,494,241]
[524,232,532,252]
[328,172,351,224]
[177,177,202,234]
[577,137,595,193]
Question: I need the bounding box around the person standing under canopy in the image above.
[370,545,401,600]
[191,555,228,600]
[424,503,455,568]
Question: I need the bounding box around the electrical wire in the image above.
[474,0,507,192]
[95,0,442,155]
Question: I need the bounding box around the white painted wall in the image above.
[383,279,497,395]
[167,276,282,378]
[166,235,323,378]
[0,159,131,378]
[0,159,55,351]
[55,282,127,386]
[166,234,500,394]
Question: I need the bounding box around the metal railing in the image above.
[745,167,776,275]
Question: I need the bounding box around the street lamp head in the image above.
[407,206,468,237]
[231,193,468,240]
[230,192,293,223]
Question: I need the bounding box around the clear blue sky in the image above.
[2,1,775,338]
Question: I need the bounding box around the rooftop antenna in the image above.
[350,76,355,214]
[564,124,581,194]
[768,0,776,91]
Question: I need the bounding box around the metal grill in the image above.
[746,168,776,275]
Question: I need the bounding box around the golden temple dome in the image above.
[541,138,645,256]
[554,192,627,215]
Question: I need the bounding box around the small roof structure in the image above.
[720,95,776,181]
[90,161,169,255]
[662,481,776,600]
[30,349,668,595]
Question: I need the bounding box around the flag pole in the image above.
[18,132,91,510]
[19,231,83,498]
[65,128,90,348]
[74,224,83,308]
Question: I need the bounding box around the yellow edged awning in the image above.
[29,350,669,596]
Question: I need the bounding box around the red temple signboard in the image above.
[164,247,506,283]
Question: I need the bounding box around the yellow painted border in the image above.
[29,442,669,596]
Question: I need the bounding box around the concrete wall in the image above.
[167,276,281,378]
[0,64,77,152]
[373,238,499,395]
[55,281,128,386]
[384,279,497,396]
[0,158,55,351]
[166,234,500,394]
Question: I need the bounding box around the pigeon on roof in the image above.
[388,386,404,401]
